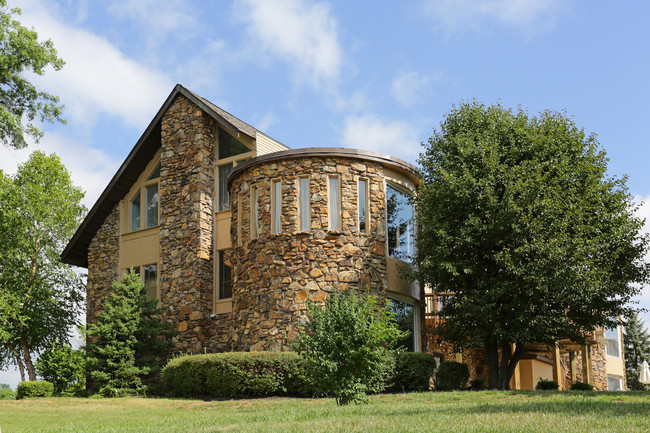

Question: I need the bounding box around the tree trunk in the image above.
[20,339,37,381]
[485,337,525,390]
[8,345,26,382]
[485,337,499,389]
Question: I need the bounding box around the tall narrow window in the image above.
[143,264,157,299]
[237,193,243,246]
[218,251,232,299]
[299,177,310,231]
[272,180,282,234]
[605,324,621,357]
[130,192,141,231]
[386,183,414,261]
[251,186,258,239]
[145,184,158,228]
[218,163,234,211]
[328,176,340,231]
[358,179,368,233]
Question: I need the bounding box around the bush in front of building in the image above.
[570,381,593,391]
[470,378,487,390]
[435,361,470,390]
[535,378,559,390]
[16,381,54,399]
[36,342,86,396]
[162,352,308,398]
[389,352,438,392]
[0,386,16,400]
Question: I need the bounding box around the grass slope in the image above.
[1,391,649,432]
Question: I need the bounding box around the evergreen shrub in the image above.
[162,352,308,398]
[435,361,469,390]
[470,378,487,390]
[390,352,437,392]
[570,381,593,391]
[535,378,559,390]
[16,381,54,399]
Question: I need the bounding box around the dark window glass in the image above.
[387,183,414,261]
[389,298,414,352]
[143,264,157,299]
[218,163,233,211]
[359,179,368,233]
[145,184,158,228]
[218,127,250,159]
[130,192,141,231]
[147,163,161,180]
[218,251,232,299]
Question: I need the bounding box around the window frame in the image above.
[298,176,310,232]
[271,179,282,234]
[385,180,415,261]
[215,127,254,213]
[358,177,369,234]
[217,250,233,300]
[605,323,621,358]
[122,263,159,300]
[251,185,259,239]
[127,161,160,233]
[387,293,420,353]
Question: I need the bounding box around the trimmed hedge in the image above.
[570,381,593,391]
[162,352,308,398]
[390,353,438,392]
[16,381,54,399]
[435,361,469,391]
[470,378,487,390]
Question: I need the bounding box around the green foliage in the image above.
[0,151,86,381]
[35,342,85,395]
[86,270,175,396]
[535,379,559,391]
[413,101,650,389]
[570,381,593,391]
[623,311,650,391]
[162,352,307,398]
[16,380,53,399]
[470,378,487,390]
[0,387,15,399]
[390,352,437,392]
[292,289,408,405]
[0,1,65,149]
[435,361,469,390]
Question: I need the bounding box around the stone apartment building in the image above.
[62,84,625,391]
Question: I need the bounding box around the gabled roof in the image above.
[61,84,260,268]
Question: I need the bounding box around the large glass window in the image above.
[130,192,141,231]
[272,180,282,234]
[218,251,232,299]
[218,127,249,159]
[387,183,414,261]
[143,264,157,299]
[218,163,233,211]
[329,176,340,231]
[358,178,368,233]
[605,325,621,357]
[389,298,416,352]
[145,184,158,228]
[607,375,622,391]
[299,177,310,231]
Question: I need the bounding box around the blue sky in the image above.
[1,0,650,386]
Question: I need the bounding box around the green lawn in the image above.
[1,391,649,432]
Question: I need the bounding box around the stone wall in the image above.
[229,156,393,351]
[159,94,218,353]
[86,205,120,325]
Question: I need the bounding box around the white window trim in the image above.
[271,179,282,234]
[358,177,369,234]
[328,175,341,231]
[298,176,310,232]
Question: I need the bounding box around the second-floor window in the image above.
[605,324,621,357]
[358,178,368,233]
[328,176,340,231]
[387,182,414,261]
[272,179,282,234]
[217,126,252,211]
[130,163,160,232]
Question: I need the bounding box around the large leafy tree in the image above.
[0,0,65,149]
[413,102,649,389]
[0,151,86,381]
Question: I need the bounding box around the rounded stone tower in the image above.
[228,148,420,351]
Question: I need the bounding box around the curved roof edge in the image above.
[62,84,265,268]
[229,147,421,188]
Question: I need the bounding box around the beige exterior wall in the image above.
[518,359,554,390]
[255,131,289,155]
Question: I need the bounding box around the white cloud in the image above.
[423,0,566,34]
[234,0,343,88]
[105,0,195,37]
[17,0,174,129]
[633,195,650,326]
[341,114,421,163]
[391,71,441,108]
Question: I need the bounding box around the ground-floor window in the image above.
[388,296,420,352]
[123,264,158,300]
[607,375,622,391]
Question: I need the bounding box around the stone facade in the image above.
[159,94,218,353]
[86,205,120,324]
[229,155,402,351]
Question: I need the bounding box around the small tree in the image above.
[293,289,407,405]
[36,342,85,395]
[623,312,650,390]
[86,270,175,396]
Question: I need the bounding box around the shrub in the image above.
[16,381,54,399]
[0,388,16,400]
[535,378,559,390]
[470,378,487,390]
[292,289,408,405]
[435,361,469,390]
[162,352,307,398]
[36,342,86,395]
[570,381,593,391]
[390,352,438,392]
